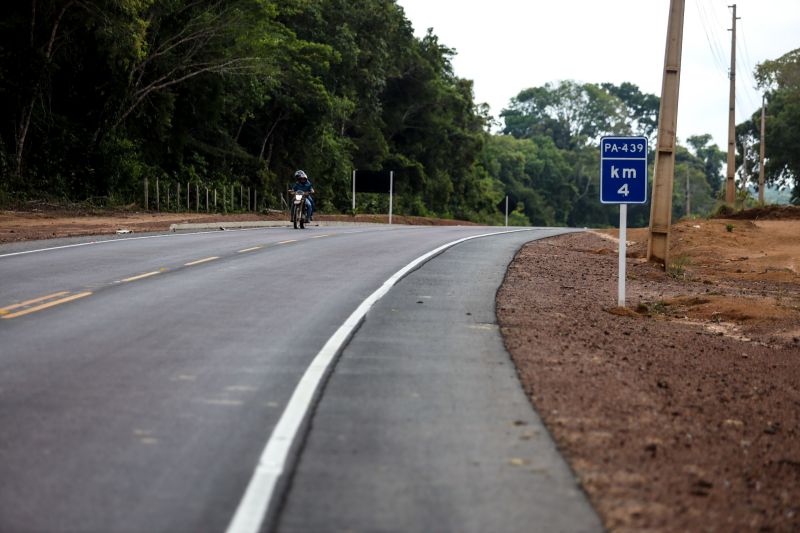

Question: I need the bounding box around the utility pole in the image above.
[759,94,766,204]
[725,4,740,206]
[647,0,685,267]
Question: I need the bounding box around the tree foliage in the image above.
[0,0,489,215]
[687,134,725,197]
[501,80,636,150]
[738,47,800,204]
[491,81,728,227]
[0,2,744,224]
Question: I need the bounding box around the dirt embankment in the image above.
[498,207,800,532]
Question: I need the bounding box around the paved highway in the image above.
[0,225,601,532]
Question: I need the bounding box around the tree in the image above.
[95,0,286,196]
[478,134,578,226]
[381,29,488,217]
[753,47,800,203]
[687,134,725,198]
[0,0,282,198]
[498,82,665,226]
[673,146,715,219]
[600,82,659,141]
[501,81,632,150]
[0,0,95,184]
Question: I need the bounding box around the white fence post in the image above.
[389,171,393,225]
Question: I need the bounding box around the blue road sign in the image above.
[600,136,648,204]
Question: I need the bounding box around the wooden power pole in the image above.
[759,94,766,204]
[647,0,685,267]
[725,4,740,205]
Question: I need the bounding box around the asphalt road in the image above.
[0,224,600,532]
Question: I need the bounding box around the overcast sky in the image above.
[396,0,800,150]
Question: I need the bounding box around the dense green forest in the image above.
[1,1,797,225]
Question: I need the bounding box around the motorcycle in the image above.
[288,190,311,229]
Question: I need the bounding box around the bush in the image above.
[711,203,736,218]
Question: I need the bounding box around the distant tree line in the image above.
[1,1,796,224]
[737,47,800,204]
[495,80,725,227]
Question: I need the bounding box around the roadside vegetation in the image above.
[1,2,797,225]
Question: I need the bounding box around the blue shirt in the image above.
[292,179,313,193]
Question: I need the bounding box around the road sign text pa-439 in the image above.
[600,136,648,204]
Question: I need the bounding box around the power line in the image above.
[706,0,727,33]
[696,0,723,66]
[693,2,762,131]
[738,20,762,95]
[721,14,759,119]
[735,93,750,123]
[694,0,729,75]
[737,55,759,111]
[738,20,758,79]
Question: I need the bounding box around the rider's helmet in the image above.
[294,170,308,182]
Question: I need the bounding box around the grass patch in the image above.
[637,301,668,316]
[667,254,692,280]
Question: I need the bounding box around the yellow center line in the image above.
[0,291,70,314]
[2,292,93,320]
[121,271,161,283]
[238,246,263,253]
[310,234,330,239]
[277,240,297,245]
[185,256,219,266]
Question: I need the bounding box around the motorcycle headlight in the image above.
[295,194,303,201]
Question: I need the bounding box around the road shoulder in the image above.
[276,230,602,532]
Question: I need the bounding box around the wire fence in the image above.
[141,178,286,214]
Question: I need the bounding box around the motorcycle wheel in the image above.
[293,204,301,229]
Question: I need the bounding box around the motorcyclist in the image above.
[289,170,315,221]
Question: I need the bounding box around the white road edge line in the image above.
[225,228,534,533]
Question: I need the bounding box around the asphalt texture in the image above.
[276,230,602,533]
[0,225,599,532]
